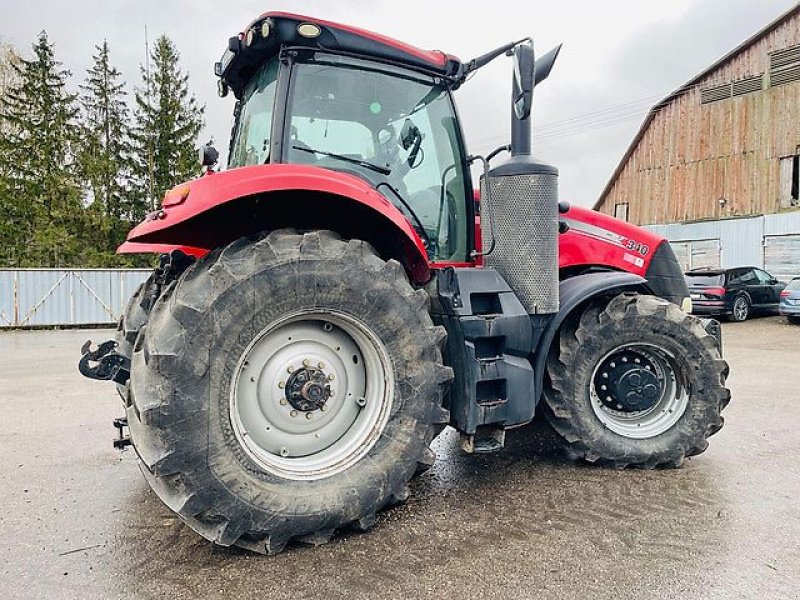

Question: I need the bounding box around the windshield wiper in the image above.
[292,145,391,175]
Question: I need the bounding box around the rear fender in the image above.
[120,164,431,283]
[533,271,649,404]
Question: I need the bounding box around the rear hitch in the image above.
[78,340,131,385]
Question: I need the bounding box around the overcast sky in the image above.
[2,0,797,205]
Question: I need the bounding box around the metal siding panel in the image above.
[0,269,150,328]
[719,216,764,268]
[0,272,15,325]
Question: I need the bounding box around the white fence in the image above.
[0,269,151,328]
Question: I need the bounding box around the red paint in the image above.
[558,205,663,277]
[121,164,430,282]
[256,12,458,70]
[117,241,208,258]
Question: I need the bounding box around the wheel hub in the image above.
[589,342,689,439]
[286,367,331,412]
[229,312,394,480]
[594,349,664,413]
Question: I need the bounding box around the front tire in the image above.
[544,294,730,468]
[127,230,451,553]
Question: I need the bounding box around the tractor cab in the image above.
[218,13,473,261]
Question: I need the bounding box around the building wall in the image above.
[643,211,800,281]
[596,12,800,225]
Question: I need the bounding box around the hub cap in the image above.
[589,343,689,439]
[230,310,394,480]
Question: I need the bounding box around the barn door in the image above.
[690,239,721,270]
[764,235,800,282]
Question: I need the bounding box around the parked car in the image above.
[685,267,786,321]
[779,278,800,324]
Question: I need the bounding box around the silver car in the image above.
[779,278,800,324]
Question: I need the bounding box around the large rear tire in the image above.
[127,230,451,553]
[114,276,155,400]
[544,294,730,469]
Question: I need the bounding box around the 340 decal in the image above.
[623,238,650,256]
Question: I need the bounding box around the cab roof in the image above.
[217,12,463,98]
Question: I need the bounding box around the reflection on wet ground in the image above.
[1,318,798,599]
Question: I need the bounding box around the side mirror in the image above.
[534,44,563,85]
[199,142,219,168]
[512,43,535,120]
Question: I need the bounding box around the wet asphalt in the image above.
[0,317,799,600]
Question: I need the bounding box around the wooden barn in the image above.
[594,4,800,276]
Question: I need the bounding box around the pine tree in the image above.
[78,40,135,253]
[132,35,204,209]
[0,31,82,267]
[0,43,21,130]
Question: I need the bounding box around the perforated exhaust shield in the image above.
[481,171,559,314]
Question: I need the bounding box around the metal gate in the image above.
[0,269,151,328]
[764,234,800,282]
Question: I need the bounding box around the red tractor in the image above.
[80,12,729,554]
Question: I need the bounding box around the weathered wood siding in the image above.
[596,12,800,225]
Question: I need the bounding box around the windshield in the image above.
[285,54,471,261]
[229,57,279,167]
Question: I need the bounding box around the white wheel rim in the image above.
[589,342,690,439]
[230,310,394,481]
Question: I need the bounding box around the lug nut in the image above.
[280,398,288,406]
[278,380,285,389]
[290,410,298,417]
[320,405,327,412]
[287,366,294,374]
[303,359,310,367]
[305,413,313,420]
[318,361,325,369]
[328,374,335,381]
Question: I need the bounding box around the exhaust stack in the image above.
[481,43,561,315]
